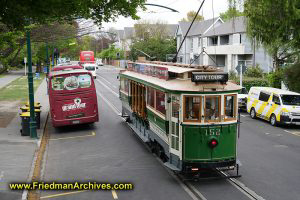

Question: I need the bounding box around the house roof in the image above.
[204,16,246,37]
[177,18,220,36]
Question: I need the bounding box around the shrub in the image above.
[267,69,284,88]
[244,64,264,78]
[284,62,300,93]
[228,69,238,82]
[242,77,270,92]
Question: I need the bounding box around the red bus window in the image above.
[51,74,92,91]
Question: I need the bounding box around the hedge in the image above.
[242,77,270,91]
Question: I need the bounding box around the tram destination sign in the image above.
[192,72,228,83]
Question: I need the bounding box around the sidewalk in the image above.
[0,77,49,200]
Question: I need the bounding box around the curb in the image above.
[21,111,49,200]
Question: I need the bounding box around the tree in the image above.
[243,0,300,70]
[181,11,204,22]
[220,7,244,21]
[134,20,170,40]
[0,0,146,30]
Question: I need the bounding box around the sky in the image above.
[101,0,229,30]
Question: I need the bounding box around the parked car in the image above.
[238,87,248,110]
[247,87,300,126]
[96,59,103,66]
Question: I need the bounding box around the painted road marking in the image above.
[240,114,247,117]
[96,91,121,115]
[96,78,119,97]
[111,190,118,199]
[284,130,300,137]
[50,132,96,141]
[98,75,118,89]
[40,190,87,199]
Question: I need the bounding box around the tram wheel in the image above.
[270,114,277,126]
[250,108,256,119]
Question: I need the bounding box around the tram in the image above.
[119,61,241,175]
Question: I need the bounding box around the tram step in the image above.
[164,162,180,172]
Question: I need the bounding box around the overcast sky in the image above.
[101,0,229,30]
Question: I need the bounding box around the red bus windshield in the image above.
[51,73,92,91]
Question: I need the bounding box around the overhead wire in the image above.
[172,0,206,62]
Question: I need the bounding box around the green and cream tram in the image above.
[119,61,241,174]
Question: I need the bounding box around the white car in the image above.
[96,59,103,66]
[238,87,248,110]
[82,63,98,79]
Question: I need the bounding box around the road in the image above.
[40,65,300,200]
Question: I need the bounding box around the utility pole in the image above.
[26,31,37,139]
[46,42,49,74]
[239,63,243,87]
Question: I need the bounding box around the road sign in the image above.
[236,64,247,74]
[24,57,27,63]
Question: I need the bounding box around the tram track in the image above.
[95,67,266,200]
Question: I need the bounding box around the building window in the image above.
[198,37,201,47]
[204,96,221,122]
[184,96,201,122]
[240,34,242,44]
[209,36,218,46]
[147,87,155,108]
[156,90,166,115]
[224,95,237,120]
[190,38,193,51]
[220,35,229,45]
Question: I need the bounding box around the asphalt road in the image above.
[40,65,300,200]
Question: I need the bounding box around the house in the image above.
[175,17,223,64]
[202,16,273,73]
[176,16,273,73]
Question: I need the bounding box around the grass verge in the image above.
[0,74,45,101]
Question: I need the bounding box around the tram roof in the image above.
[121,71,241,92]
[135,61,221,73]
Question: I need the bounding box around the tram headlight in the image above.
[209,138,218,148]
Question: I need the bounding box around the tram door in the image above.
[169,95,180,156]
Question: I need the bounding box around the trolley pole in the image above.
[26,31,37,139]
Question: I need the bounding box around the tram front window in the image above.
[224,95,236,120]
[184,96,201,121]
[205,96,220,122]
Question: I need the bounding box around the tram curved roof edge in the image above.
[134,61,222,73]
[121,71,241,92]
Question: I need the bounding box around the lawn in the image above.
[0,74,45,101]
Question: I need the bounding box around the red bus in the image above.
[52,65,83,72]
[80,51,94,64]
[48,69,99,127]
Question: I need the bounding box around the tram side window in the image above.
[184,96,201,121]
[147,87,155,108]
[124,79,129,93]
[205,96,221,122]
[156,90,166,115]
[224,95,236,120]
[172,96,180,118]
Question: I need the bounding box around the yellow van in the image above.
[247,87,300,126]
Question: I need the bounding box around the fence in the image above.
[103,59,128,68]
